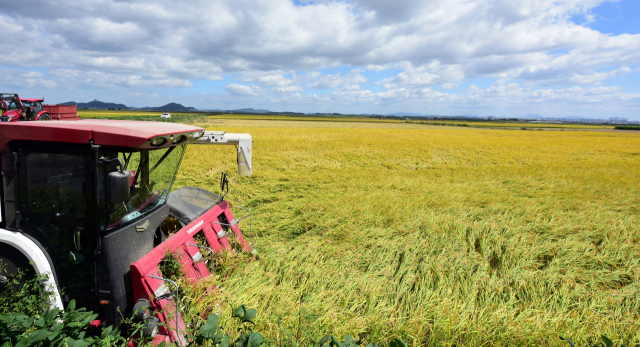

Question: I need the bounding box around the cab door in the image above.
[16,142,97,300]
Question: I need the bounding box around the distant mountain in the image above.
[232,108,272,113]
[60,100,198,112]
[138,103,197,112]
[61,100,130,109]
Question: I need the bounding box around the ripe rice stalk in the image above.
[174,118,640,346]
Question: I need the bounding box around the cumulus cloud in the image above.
[50,70,193,88]
[224,84,260,96]
[0,67,57,89]
[379,62,464,88]
[7,0,635,80]
[273,85,304,93]
[0,0,638,116]
[305,69,368,89]
[569,67,633,84]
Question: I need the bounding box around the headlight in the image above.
[150,137,167,147]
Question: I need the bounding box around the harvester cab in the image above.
[0,120,255,344]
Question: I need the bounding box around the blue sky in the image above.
[573,0,640,35]
[1,0,639,118]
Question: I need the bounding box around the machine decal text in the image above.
[187,220,204,235]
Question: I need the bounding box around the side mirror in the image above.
[102,157,131,205]
[108,170,131,204]
[220,171,229,200]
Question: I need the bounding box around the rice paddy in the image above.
[172,118,640,346]
[77,110,208,117]
[78,110,614,131]
[407,120,613,129]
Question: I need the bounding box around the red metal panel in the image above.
[89,120,203,148]
[0,120,204,149]
[0,122,93,149]
[43,105,80,120]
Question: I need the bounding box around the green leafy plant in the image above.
[0,266,51,317]
[0,299,126,347]
[231,305,264,347]
[186,305,264,347]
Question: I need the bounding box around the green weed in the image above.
[614,126,640,130]
[159,249,184,282]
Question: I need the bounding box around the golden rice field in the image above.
[176,119,639,346]
[77,109,218,117]
[78,110,613,130]
[409,120,613,129]
[207,114,403,123]
[77,110,185,117]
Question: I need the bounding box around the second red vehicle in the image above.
[0,93,79,122]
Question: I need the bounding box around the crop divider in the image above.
[232,206,257,253]
[130,200,252,346]
[148,275,183,346]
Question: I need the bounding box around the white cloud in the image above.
[0,67,57,89]
[341,84,361,91]
[305,69,368,89]
[50,70,193,88]
[224,84,260,96]
[273,85,304,93]
[569,66,633,84]
[379,62,465,88]
[238,72,296,87]
[0,0,639,116]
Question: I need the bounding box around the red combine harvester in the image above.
[0,93,80,122]
[0,118,255,344]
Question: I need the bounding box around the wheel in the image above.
[37,114,51,121]
[142,316,160,338]
[0,243,34,296]
[132,298,151,321]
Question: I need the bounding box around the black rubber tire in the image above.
[0,243,34,296]
[132,298,151,322]
[37,114,51,121]
[142,316,160,337]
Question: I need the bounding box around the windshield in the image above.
[100,144,186,231]
[7,101,20,110]
[22,101,42,111]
